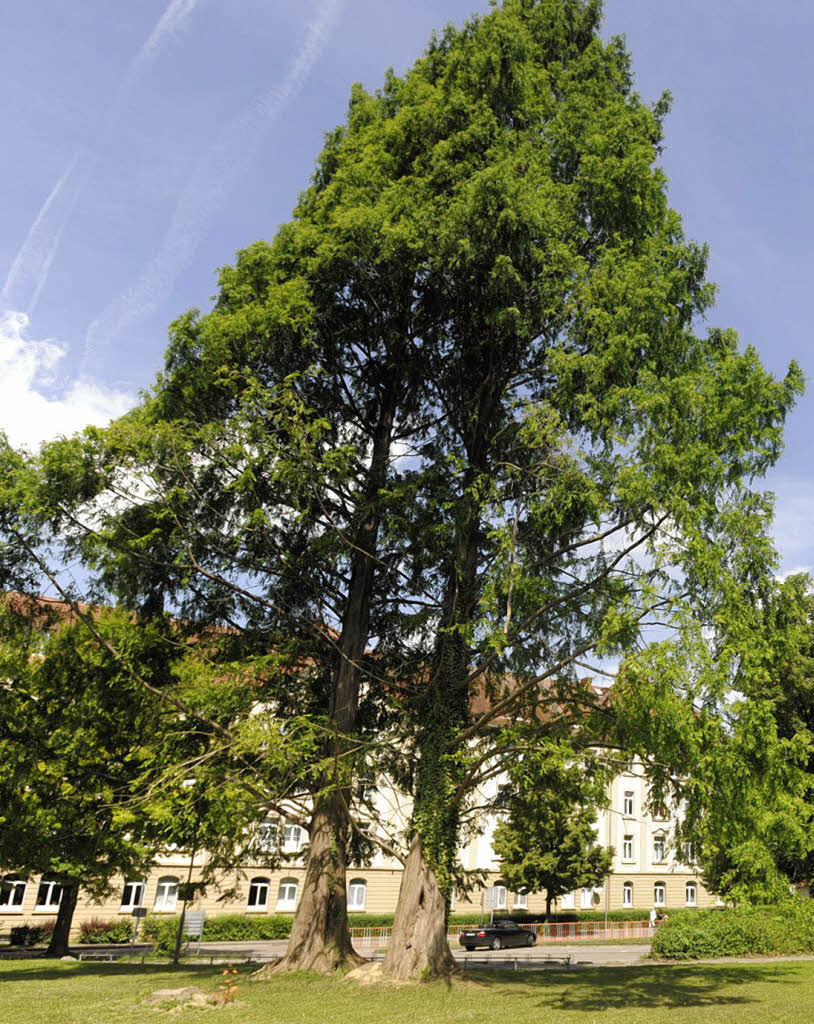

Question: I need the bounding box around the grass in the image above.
[1,958,813,1023]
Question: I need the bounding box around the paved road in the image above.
[190,939,651,968]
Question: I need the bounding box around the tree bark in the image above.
[45,882,79,957]
[264,384,397,975]
[252,793,364,977]
[382,833,457,980]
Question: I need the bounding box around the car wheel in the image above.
[526,933,535,946]
[463,946,475,952]
[490,937,502,951]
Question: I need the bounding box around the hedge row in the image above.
[650,900,814,959]
[132,907,651,951]
[9,921,55,947]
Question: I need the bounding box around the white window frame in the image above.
[276,878,298,911]
[559,891,575,910]
[120,880,145,911]
[685,882,697,906]
[622,835,634,861]
[581,887,594,909]
[257,819,279,852]
[248,877,270,910]
[623,791,634,817]
[153,876,179,912]
[493,883,507,909]
[623,881,633,907]
[513,888,528,910]
[36,879,63,910]
[347,879,367,911]
[282,824,303,853]
[682,841,695,864]
[0,875,27,909]
[653,834,666,863]
[653,882,666,907]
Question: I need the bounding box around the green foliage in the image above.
[78,918,134,944]
[492,742,614,912]
[9,920,55,947]
[650,900,814,959]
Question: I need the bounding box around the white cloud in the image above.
[0,311,133,451]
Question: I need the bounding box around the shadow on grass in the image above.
[0,961,220,984]
[466,963,803,1011]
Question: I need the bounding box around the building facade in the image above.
[0,761,715,941]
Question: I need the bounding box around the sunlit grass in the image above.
[2,958,813,1023]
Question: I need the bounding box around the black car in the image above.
[459,920,537,951]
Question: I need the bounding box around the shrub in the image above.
[201,915,292,941]
[650,899,814,959]
[10,920,56,947]
[78,917,133,944]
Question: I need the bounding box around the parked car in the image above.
[459,920,537,951]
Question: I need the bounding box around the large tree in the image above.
[4,0,803,982]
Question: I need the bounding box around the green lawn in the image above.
[1,959,813,1024]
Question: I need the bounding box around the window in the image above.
[257,819,279,851]
[623,881,633,907]
[653,882,666,906]
[652,803,669,821]
[653,835,666,863]
[357,774,377,802]
[685,882,697,906]
[0,875,27,909]
[282,824,303,852]
[559,891,575,910]
[496,784,511,808]
[622,835,634,861]
[581,887,595,909]
[493,882,507,909]
[153,876,179,912]
[120,880,145,911]
[347,879,367,911]
[623,791,634,817]
[247,877,270,910]
[36,880,63,910]
[682,841,695,864]
[513,889,528,909]
[276,878,298,911]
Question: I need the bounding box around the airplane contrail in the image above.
[0,0,204,318]
[0,155,84,314]
[83,0,344,364]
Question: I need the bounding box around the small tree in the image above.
[0,601,169,955]
[492,742,613,919]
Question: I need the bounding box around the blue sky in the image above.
[1,0,811,574]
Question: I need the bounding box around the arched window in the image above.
[248,877,270,910]
[653,882,666,907]
[153,876,179,912]
[622,881,633,908]
[685,882,697,906]
[120,880,145,910]
[492,881,507,909]
[347,878,367,911]
[276,878,298,911]
[36,879,63,910]
[513,888,528,910]
[0,875,27,909]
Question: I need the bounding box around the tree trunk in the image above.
[252,794,364,977]
[264,387,398,976]
[45,882,79,957]
[382,833,457,980]
[545,892,552,922]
